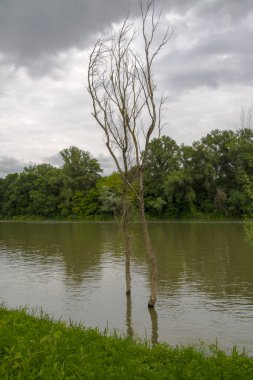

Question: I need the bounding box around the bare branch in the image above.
[88,0,171,306]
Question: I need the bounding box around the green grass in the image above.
[0,306,253,379]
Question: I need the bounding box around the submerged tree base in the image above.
[0,306,253,379]
[148,301,155,308]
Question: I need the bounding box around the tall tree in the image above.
[144,136,181,217]
[60,146,102,192]
[88,0,171,307]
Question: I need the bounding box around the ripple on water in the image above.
[1,221,253,354]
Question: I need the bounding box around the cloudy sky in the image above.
[0,0,252,176]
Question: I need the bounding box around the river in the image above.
[0,221,253,354]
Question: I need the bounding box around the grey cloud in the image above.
[0,0,200,76]
[0,0,138,71]
[191,25,253,59]
[0,153,115,178]
[157,1,253,93]
[158,0,253,21]
[164,0,253,21]
[43,153,64,167]
[164,0,202,13]
[97,154,116,175]
[160,49,253,93]
[44,151,117,176]
[0,0,253,164]
[2,0,252,82]
[195,0,253,21]
[1,0,252,57]
[0,156,32,177]
[161,53,253,93]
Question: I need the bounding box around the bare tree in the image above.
[88,0,171,307]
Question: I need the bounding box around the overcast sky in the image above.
[0,0,252,176]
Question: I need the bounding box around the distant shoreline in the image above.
[0,215,246,223]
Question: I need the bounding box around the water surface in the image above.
[0,221,253,354]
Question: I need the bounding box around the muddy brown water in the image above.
[0,221,253,354]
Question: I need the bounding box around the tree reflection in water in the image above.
[243,221,253,247]
[125,294,133,339]
[148,307,158,346]
[125,294,158,346]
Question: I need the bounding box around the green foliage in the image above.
[144,136,181,217]
[1,130,253,220]
[27,164,67,217]
[0,147,103,219]
[60,146,102,192]
[243,221,253,246]
[0,306,253,379]
[96,172,123,216]
[143,129,253,219]
[71,189,100,216]
[0,165,66,217]
[165,170,196,217]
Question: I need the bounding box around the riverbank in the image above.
[0,214,246,222]
[0,306,252,379]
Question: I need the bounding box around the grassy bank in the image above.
[0,307,253,379]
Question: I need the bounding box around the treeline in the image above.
[0,128,253,219]
[144,128,253,218]
[0,146,121,219]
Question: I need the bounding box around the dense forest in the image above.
[0,128,253,219]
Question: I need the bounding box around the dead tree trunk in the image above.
[88,0,171,307]
[122,183,132,295]
[138,172,157,307]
